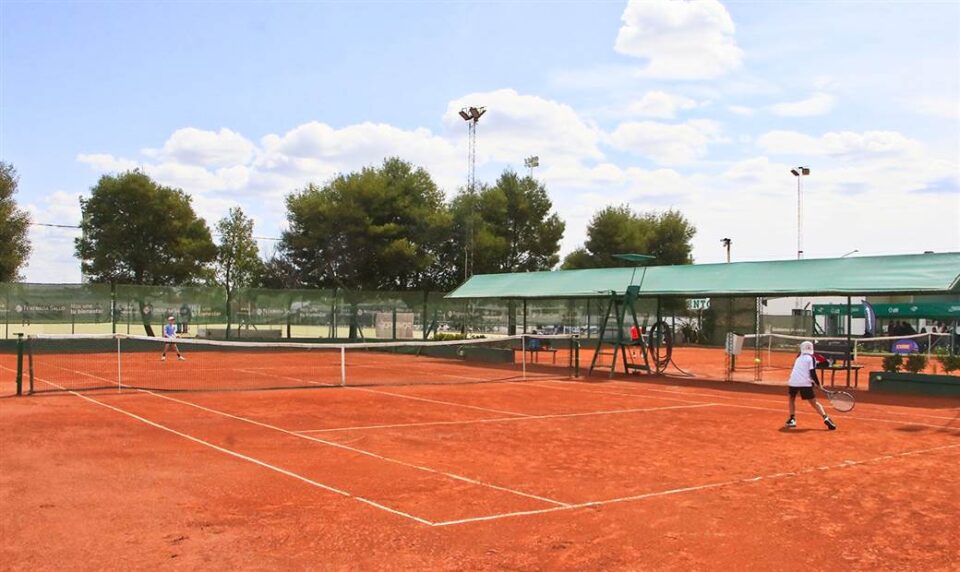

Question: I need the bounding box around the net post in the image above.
[521,334,527,380]
[27,336,34,395]
[340,346,346,386]
[14,333,23,396]
[116,335,122,392]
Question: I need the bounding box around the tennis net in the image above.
[23,333,579,394]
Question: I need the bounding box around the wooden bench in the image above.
[814,340,864,388]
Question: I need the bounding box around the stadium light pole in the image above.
[790,166,810,260]
[721,238,732,263]
[524,156,539,179]
[459,106,486,280]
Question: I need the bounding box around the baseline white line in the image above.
[592,379,959,419]
[715,402,953,430]
[297,403,718,434]
[27,374,434,526]
[347,386,532,417]
[144,390,569,507]
[535,379,960,428]
[432,442,960,526]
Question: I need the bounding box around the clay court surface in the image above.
[2,349,959,570]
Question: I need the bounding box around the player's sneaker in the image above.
[784,418,796,428]
[160,355,166,361]
[824,416,837,431]
[177,355,186,361]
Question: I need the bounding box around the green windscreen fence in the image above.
[1,283,455,341]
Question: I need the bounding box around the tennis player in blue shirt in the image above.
[161,316,185,361]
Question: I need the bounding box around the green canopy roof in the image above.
[446,252,960,299]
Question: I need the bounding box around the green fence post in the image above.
[15,333,23,396]
[392,307,397,340]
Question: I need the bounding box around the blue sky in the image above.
[2,0,958,283]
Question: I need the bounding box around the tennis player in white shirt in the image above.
[785,341,836,430]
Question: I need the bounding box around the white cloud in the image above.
[727,105,754,116]
[757,130,924,158]
[911,96,960,119]
[608,119,723,164]
[626,91,700,118]
[614,0,743,80]
[769,93,836,117]
[145,128,255,168]
[443,89,605,165]
[76,153,139,173]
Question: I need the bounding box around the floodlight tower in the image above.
[790,166,810,260]
[721,238,732,263]
[458,106,486,280]
[524,155,539,179]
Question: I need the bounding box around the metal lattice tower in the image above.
[459,106,486,280]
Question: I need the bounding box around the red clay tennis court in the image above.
[2,342,959,570]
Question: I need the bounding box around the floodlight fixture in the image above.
[458,110,471,121]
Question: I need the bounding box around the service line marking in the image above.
[298,403,718,434]
[346,386,532,417]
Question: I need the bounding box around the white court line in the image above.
[297,403,718,434]
[26,374,434,526]
[587,380,960,421]
[432,442,960,526]
[143,390,569,507]
[534,379,960,428]
[234,368,338,388]
[347,386,533,417]
[527,380,710,405]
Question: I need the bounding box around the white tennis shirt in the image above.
[788,353,816,387]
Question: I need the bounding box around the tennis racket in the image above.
[817,384,855,412]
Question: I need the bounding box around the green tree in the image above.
[562,205,695,269]
[280,158,451,337]
[257,253,301,289]
[75,171,217,334]
[446,170,565,282]
[216,207,264,337]
[0,162,31,281]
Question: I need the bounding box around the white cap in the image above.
[800,341,814,355]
